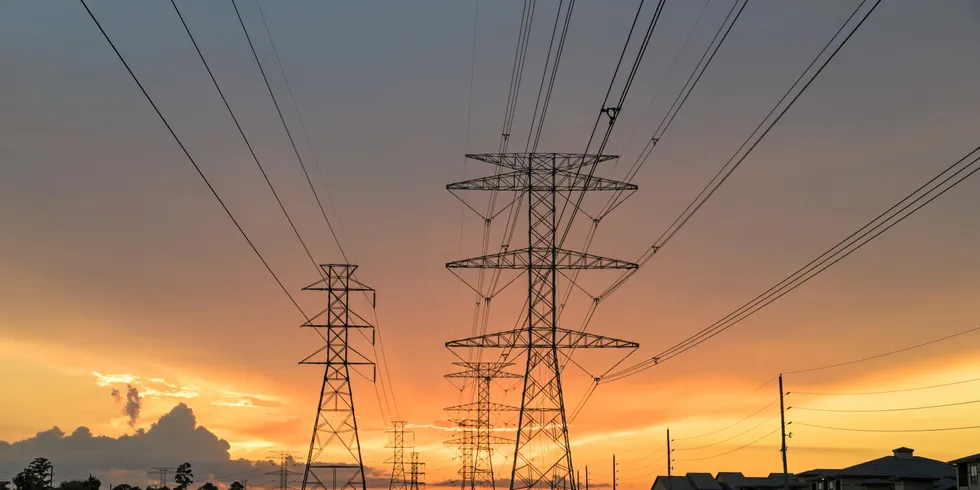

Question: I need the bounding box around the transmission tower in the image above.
[388,421,413,490]
[148,467,176,489]
[409,452,426,490]
[445,362,520,490]
[446,153,640,490]
[299,264,376,490]
[267,452,303,490]
[444,419,477,490]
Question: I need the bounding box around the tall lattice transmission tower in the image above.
[446,153,640,490]
[445,362,520,490]
[300,264,376,490]
[388,421,412,490]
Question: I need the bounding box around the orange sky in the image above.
[2,1,980,490]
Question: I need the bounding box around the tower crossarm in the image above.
[445,435,515,446]
[465,152,616,170]
[444,402,521,412]
[446,327,639,349]
[447,172,635,192]
[446,370,522,380]
[447,248,638,270]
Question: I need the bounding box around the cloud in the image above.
[92,372,200,401]
[0,404,384,489]
[123,385,142,428]
[211,392,282,409]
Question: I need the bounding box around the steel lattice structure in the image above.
[388,421,412,490]
[445,362,520,490]
[409,452,425,490]
[300,265,375,490]
[446,153,639,490]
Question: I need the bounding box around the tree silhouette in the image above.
[1,481,11,490]
[229,482,245,490]
[57,475,101,490]
[14,457,53,490]
[174,463,193,490]
[196,483,217,490]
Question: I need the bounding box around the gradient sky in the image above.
[2,1,980,489]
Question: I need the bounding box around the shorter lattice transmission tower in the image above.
[409,452,426,490]
[148,467,176,489]
[299,264,376,490]
[445,362,520,490]
[388,421,413,490]
[268,452,303,490]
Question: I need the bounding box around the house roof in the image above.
[949,452,980,465]
[653,475,698,490]
[688,473,723,490]
[835,451,954,480]
[715,472,808,490]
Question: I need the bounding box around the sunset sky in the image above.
[2,1,980,490]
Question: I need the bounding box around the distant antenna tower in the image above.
[299,264,376,490]
[387,421,412,490]
[409,452,426,490]
[445,153,640,490]
[445,362,520,490]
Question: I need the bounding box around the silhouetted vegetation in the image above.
[7,459,227,490]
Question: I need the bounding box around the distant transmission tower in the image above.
[388,421,412,490]
[300,264,376,490]
[409,452,426,490]
[444,419,477,490]
[446,153,640,490]
[267,452,302,490]
[148,467,176,489]
[445,362,520,490]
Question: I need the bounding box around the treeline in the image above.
[1,459,243,490]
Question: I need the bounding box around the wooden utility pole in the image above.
[585,465,589,490]
[779,374,789,490]
[612,455,616,490]
[667,428,673,490]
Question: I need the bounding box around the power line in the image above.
[616,0,710,162]
[673,399,778,442]
[235,0,348,263]
[556,0,668,249]
[602,0,878,300]
[793,397,980,413]
[793,376,980,397]
[795,422,980,433]
[168,0,324,279]
[605,0,742,217]
[77,0,309,322]
[675,413,779,452]
[246,1,399,422]
[603,140,980,382]
[253,0,345,249]
[784,325,980,375]
[674,427,780,462]
[620,445,666,465]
